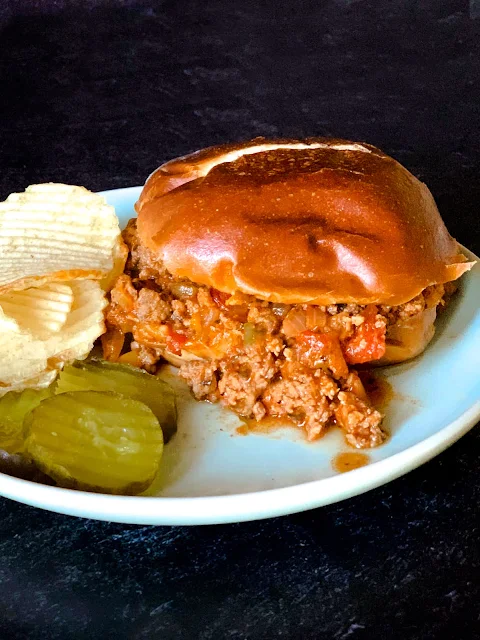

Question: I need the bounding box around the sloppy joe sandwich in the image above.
[104,138,474,448]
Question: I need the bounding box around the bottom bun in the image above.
[378,307,437,365]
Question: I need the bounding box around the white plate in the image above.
[0,186,478,525]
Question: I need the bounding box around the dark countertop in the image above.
[0,2,479,638]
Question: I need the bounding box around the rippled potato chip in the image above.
[0,280,107,391]
[0,183,126,392]
[0,283,74,337]
[0,184,124,293]
[0,371,58,395]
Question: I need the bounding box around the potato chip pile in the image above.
[0,184,126,393]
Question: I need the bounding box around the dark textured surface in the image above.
[0,2,479,638]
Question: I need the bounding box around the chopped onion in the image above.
[204,307,220,326]
[117,350,142,367]
[163,348,205,367]
[306,306,327,330]
[282,309,307,337]
[184,340,219,360]
[101,328,125,362]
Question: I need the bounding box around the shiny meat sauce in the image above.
[237,416,297,436]
[332,452,370,473]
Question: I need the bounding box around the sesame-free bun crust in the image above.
[136,138,472,305]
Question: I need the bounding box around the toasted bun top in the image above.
[136,138,472,305]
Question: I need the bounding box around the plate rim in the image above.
[0,186,477,525]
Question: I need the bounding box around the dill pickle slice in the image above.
[55,360,177,442]
[24,391,163,495]
[0,449,53,483]
[0,388,52,454]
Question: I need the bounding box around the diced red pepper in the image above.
[166,327,188,355]
[296,330,349,378]
[210,288,230,309]
[343,305,386,364]
[210,288,248,322]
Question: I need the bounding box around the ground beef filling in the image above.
[103,220,448,449]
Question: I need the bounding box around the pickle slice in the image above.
[55,360,177,442]
[0,388,51,454]
[24,391,163,495]
[0,449,53,483]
